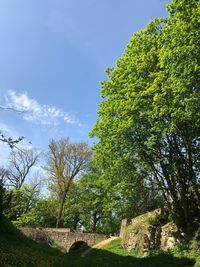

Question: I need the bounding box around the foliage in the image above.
[33,197,58,227]
[63,182,82,229]
[91,0,200,229]
[9,197,58,228]
[3,185,39,222]
[62,167,115,233]
[0,117,24,221]
[45,138,92,228]
[77,164,105,232]
[62,161,163,234]
[0,179,5,220]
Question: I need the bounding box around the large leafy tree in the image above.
[45,138,92,228]
[91,0,200,230]
[78,162,160,234]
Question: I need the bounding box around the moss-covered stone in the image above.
[121,209,184,253]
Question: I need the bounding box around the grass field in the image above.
[0,218,199,267]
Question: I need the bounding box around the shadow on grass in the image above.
[78,248,196,267]
[0,241,196,267]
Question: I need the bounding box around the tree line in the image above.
[0,137,160,234]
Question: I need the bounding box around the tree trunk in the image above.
[56,193,66,228]
[92,212,100,232]
[73,214,80,230]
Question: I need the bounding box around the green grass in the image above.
[0,218,199,267]
[87,238,196,267]
[0,217,78,267]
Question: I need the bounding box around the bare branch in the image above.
[7,148,40,189]
[0,105,26,113]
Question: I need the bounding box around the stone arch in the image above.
[69,241,89,252]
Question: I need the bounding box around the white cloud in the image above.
[5,89,77,126]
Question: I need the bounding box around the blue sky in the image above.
[0,0,169,161]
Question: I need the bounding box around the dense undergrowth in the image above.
[0,218,199,267]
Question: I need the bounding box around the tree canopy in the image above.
[91,0,200,230]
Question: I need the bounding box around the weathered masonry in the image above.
[20,227,108,252]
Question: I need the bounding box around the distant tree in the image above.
[62,167,105,232]
[63,182,81,230]
[11,196,58,228]
[78,168,103,232]
[3,184,40,222]
[6,148,40,189]
[0,178,4,220]
[45,138,92,228]
[0,106,24,220]
[77,162,162,234]
[34,197,58,227]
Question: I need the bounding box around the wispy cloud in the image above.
[5,89,77,126]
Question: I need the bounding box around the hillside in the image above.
[0,218,199,267]
[0,217,77,267]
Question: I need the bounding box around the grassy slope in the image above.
[0,218,199,267]
[0,218,78,267]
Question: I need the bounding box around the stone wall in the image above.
[120,218,127,239]
[20,227,108,252]
[120,209,184,252]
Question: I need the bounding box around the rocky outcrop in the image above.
[160,223,185,250]
[120,209,184,252]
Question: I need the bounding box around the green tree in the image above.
[91,0,200,230]
[78,164,104,232]
[63,182,81,229]
[45,138,92,228]
[0,168,9,219]
[13,197,58,228]
[77,162,159,234]
[0,179,4,220]
[0,107,24,220]
[3,184,39,222]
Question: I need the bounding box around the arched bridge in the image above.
[21,227,108,252]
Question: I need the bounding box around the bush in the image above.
[0,180,5,220]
